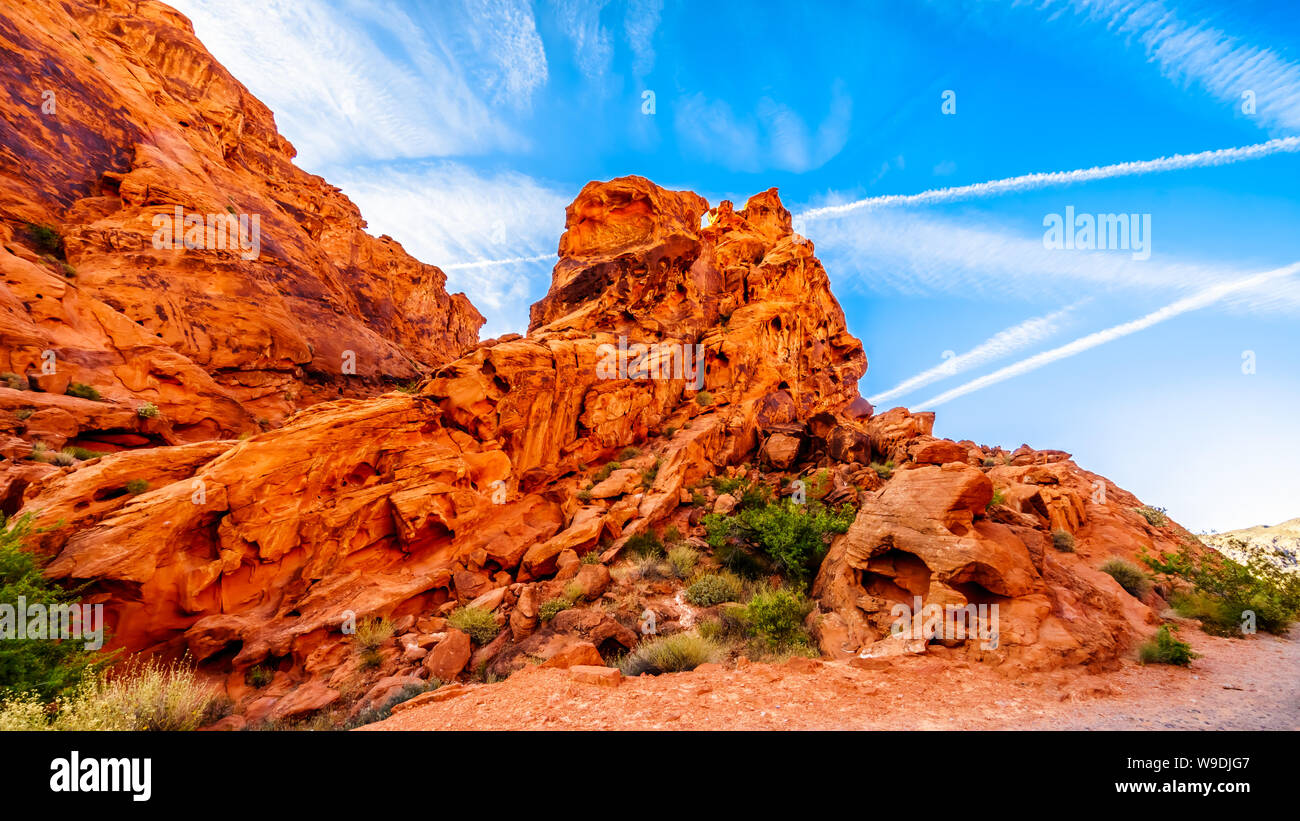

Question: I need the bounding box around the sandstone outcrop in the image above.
[0,0,483,506]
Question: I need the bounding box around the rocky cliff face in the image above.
[0,0,483,489]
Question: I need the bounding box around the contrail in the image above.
[868,303,1079,406]
[797,137,1300,221]
[917,262,1300,409]
[440,253,553,271]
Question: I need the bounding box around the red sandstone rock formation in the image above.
[0,0,482,471]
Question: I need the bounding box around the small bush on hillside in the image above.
[870,460,894,480]
[48,451,75,467]
[14,408,34,421]
[619,632,719,676]
[987,487,1007,510]
[136,402,159,419]
[48,658,228,731]
[667,545,699,579]
[695,390,713,407]
[246,665,274,688]
[24,223,62,255]
[744,587,814,648]
[1135,505,1169,527]
[347,679,441,728]
[704,500,854,585]
[580,549,602,565]
[1,372,27,391]
[1144,542,1300,636]
[624,531,663,559]
[686,572,744,606]
[65,383,101,401]
[125,478,149,495]
[1138,626,1196,666]
[539,596,573,622]
[351,617,394,653]
[0,514,102,700]
[617,446,641,460]
[447,606,500,645]
[61,446,107,461]
[1101,558,1151,598]
[1052,530,1076,552]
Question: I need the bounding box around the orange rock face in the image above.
[0,0,482,469]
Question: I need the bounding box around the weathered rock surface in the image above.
[0,0,482,491]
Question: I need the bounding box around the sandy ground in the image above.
[364,627,1300,731]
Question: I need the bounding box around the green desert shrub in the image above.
[870,460,894,480]
[246,665,274,688]
[0,514,102,700]
[347,679,440,728]
[619,632,719,676]
[1134,505,1169,527]
[136,402,160,419]
[14,408,34,421]
[61,446,107,461]
[1138,626,1196,666]
[0,657,229,731]
[624,530,663,559]
[1,372,27,391]
[987,486,1007,510]
[695,390,713,407]
[447,606,500,645]
[539,595,574,623]
[667,545,700,579]
[703,500,854,585]
[1144,542,1300,636]
[1101,558,1151,598]
[47,451,75,467]
[580,549,602,565]
[743,587,814,648]
[616,446,642,460]
[24,223,62,255]
[65,382,101,401]
[686,572,744,606]
[351,616,394,653]
[1051,530,1076,552]
[125,478,149,495]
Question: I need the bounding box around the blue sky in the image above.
[170,0,1300,533]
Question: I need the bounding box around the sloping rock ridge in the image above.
[0,0,483,491]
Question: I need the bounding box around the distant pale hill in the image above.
[1201,518,1300,574]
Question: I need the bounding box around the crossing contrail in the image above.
[868,303,1080,406]
[796,137,1300,221]
[916,262,1300,409]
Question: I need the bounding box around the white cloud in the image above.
[917,262,1300,408]
[624,0,663,77]
[868,303,1080,406]
[330,163,569,336]
[1066,0,1300,132]
[168,0,543,167]
[674,84,853,173]
[551,0,614,79]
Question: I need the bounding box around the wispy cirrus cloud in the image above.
[330,162,568,336]
[550,0,614,79]
[674,83,853,173]
[169,0,545,167]
[624,0,664,77]
[868,303,1081,406]
[1062,0,1300,132]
